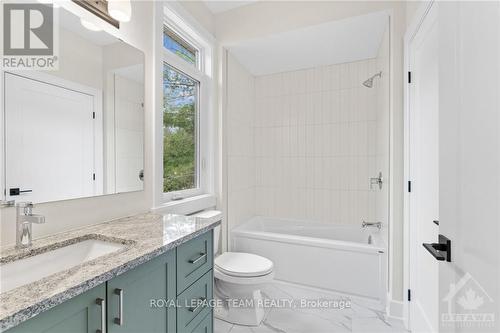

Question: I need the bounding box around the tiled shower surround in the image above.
[227,37,389,229]
[254,58,387,224]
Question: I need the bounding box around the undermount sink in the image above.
[0,239,125,294]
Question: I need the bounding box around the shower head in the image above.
[362,71,382,88]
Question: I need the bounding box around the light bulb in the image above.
[108,0,131,22]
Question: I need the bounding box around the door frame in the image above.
[0,70,103,202]
[403,0,436,330]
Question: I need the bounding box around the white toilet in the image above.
[212,225,274,326]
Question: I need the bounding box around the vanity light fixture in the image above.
[73,0,120,28]
[80,17,102,31]
[108,0,132,22]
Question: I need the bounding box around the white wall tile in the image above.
[229,58,388,226]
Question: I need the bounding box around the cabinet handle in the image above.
[188,252,207,264]
[188,297,206,313]
[114,288,124,326]
[96,298,106,333]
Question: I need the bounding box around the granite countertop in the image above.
[0,212,221,332]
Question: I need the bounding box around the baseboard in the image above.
[387,298,405,320]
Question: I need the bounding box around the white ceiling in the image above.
[203,1,258,14]
[227,11,389,76]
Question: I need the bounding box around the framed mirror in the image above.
[1,7,145,204]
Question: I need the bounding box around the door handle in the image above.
[423,234,451,262]
[114,288,124,326]
[9,188,32,196]
[96,298,106,333]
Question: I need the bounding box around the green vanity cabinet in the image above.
[176,271,213,333]
[189,312,213,333]
[6,284,106,333]
[5,230,214,333]
[176,231,213,294]
[107,250,176,333]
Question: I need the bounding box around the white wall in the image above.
[226,53,256,230]
[48,28,104,89]
[177,0,215,35]
[0,1,154,246]
[375,22,391,281]
[102,42,144,194]
[216,0,407,302]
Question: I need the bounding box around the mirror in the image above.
[2,8,144,204]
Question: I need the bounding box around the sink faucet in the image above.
[16,202,45,248]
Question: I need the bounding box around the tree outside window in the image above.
[163,64,199,193]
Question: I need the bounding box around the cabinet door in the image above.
[190,312,212,333]
[6,284,106,333]
[107,250,176,333]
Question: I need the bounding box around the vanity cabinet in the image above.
[5,231,214,333]
[176,231,213,333]
[6,284,106,333]
[107,250,176,333]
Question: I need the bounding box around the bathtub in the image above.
[231,216,387,303]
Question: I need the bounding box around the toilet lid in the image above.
[215,252,273,278]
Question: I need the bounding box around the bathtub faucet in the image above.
[362,221,382,229]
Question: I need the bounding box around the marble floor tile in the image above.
[351,317,408,333]
[214,281,407,333]
[214,317,233,333]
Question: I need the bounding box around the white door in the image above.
[438,2,500,332]
[408,3,439,332]
[4,73,96,203]
[114,74,144,193]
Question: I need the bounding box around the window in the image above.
[163,64,199,193]
[161,21,212,204]
[163,27,198,66]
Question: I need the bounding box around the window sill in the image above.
[152,193,217,215]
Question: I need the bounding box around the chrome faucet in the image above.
[16,202,45,248]
[362,221,382,229]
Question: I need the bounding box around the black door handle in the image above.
[9,188,33,196]
[423,234,451,262]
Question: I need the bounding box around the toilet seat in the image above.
[215,252,273,277]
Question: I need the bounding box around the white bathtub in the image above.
[231,216,387,303]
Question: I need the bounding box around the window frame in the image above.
[160,12,213,205]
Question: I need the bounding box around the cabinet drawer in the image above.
[189,311,213,333]
[177,231,213,294]
[177,270,213,333]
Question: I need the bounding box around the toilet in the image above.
[212,225,274,326]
